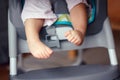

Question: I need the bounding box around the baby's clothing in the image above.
[21,0,88,26]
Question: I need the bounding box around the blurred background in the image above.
[0,0,120,80]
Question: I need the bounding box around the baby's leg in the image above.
[21,0,57,59]
[65,0,88,45]
[24,19,53,59]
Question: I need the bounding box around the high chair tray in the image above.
[12,65,119,80]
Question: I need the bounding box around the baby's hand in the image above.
[65,30,83,46]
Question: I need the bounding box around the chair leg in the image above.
[108,49,118,66]
[8,12,18,77]
[103,18,118,66]
[10,57,17,76]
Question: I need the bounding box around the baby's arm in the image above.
[65,3,87,45]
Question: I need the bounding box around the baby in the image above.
[21,0,88,59]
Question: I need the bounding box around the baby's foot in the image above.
[27,39,53,59]
[65,30,83,46]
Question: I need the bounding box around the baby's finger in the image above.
[75,39,82,46]
[65,30,71,37]
[67,35,74,42]
[70,37,77,43]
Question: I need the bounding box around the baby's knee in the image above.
[66,0,88,11]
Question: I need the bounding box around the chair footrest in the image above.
[12,65,119,80]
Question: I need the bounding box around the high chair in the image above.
[9,0,119,80]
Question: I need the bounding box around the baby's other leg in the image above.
[21,0,56,59]
[65,2,87,45]
[24,19,53,59]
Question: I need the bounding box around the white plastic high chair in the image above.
[9,0,119,80]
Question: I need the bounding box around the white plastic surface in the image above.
[51,26,73,40]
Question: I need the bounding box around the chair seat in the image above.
[13,65,118,80]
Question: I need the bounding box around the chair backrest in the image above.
[9,0,108,40]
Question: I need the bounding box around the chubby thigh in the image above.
[66,0,88,11]
[21,0,57,26]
